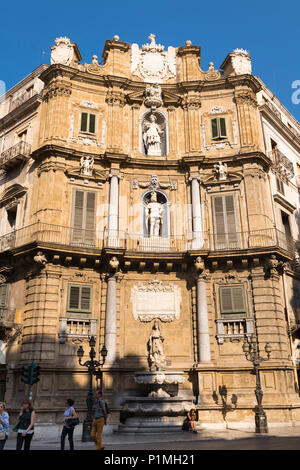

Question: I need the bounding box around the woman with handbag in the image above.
[16,399,36,450]
[0,402,9,450]
[60,399,78,450]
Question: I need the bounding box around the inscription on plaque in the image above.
[131,280,181,322]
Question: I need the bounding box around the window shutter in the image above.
[211,118,219,139]
[81,287,91,311]
[89,114,96,134]
[219,118,227,138]
[213,196,226,248]
[69,286,80,310]
[220,286,246,316]
[212,195,239,249]
[71,190,96,245]
[0,284,8,307]
[225,195,238,246]
[81,113,88,132]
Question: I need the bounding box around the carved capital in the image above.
[234,90,257,107]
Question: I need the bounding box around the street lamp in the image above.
[77,337,107,442]
[242,336,272,433]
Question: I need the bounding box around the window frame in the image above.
[67,284,92,314]
[80,112,97,135]
[211,117,227,141]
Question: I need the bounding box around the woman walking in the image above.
[60,399,78,450]
[16,399,35,450]
[0,402,9,450]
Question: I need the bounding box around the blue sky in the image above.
[1,0,299,121]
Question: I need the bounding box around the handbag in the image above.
[13,418,21,432]
[68,417,80,427]
[0,431,6,440]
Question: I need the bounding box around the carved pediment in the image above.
[65,165,107,182]
[202,171,243,187]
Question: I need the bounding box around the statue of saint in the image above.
[145,191,164,237]
[213,161,228,181]
[80,156,94,176]
[147,319,166,371]
[143,113,164,156]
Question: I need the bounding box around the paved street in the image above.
[3,426,300,451]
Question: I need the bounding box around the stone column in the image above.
[190,177,204,248]
[104,257,120,364]
[194,257,211,363]
[105,273,117,364]
[108,174,120,246]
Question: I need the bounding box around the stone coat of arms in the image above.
[131,34,176,83]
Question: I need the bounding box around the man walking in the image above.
[90,389,107,450]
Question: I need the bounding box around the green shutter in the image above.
[219,118,227,138]
[81,113,88,132]
[211,118,219,139]
[68,285,92,313]
[220,286,246,317]
[212,194,239,249]
[71,190,96,246]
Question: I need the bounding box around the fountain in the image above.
[119,320,194,433]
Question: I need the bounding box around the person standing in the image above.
[16,399,35,450]
[0,402,9,450]
[60,399,78,450]
[90,389,107,450]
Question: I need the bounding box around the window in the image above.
[211,117,227,140]
[67,285,92,314]
[80,112,96,134]
[276,177,285,195]
[212,194,239,249]
[0,284,8,310]
[219,286,246,317]
[71,190,96,246]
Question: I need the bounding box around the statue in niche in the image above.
[145,191,164,237]
[142,113,164,156]
[80,156,94,176]
[213,161,228,181]
[147,319,166,371]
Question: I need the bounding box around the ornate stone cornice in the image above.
[105,90,126,107]
[43,81,72,101]
[234,89,258,107]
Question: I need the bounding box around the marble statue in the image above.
[145,191,164,237]
[143,114,164,156]
[147,319,166,371]
[144,83,163,109]
[80,156,94,176]
[214,161,228,180]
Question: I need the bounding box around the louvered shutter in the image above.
[69,286,80,310]
[220,286,246,317]
[81,287,91,311]
[71,190,96,246]
[0,284,8,307]
[212,195,239,249]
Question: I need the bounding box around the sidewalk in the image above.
[4,425,300,450]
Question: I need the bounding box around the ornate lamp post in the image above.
[77,337,108,442]
[242,336,272,433]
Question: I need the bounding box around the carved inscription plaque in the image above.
[131,280,181,322]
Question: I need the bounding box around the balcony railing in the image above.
[58,317,97,343]
[0,308,16,324]
[0,222,296,256]
[216,317,254,344]
[8,88,38,113]
[0,141,31,170]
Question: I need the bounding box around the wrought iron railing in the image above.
[0,222,296,256]
[0,141,31,169]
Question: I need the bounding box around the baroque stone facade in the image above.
[0,34,300,431]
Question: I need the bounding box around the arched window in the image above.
[141,189,170,238]
[140,110,169,156]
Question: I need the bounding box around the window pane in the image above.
[211,118,219,139]
[219,118,227,138]
[89,114,96,134]
[81,113,88,132]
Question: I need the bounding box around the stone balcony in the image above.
[215,317,254,344]
[58,317,97,343]
[0,222,296,259]
[0,141,31,171]
[269,148,295,180]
